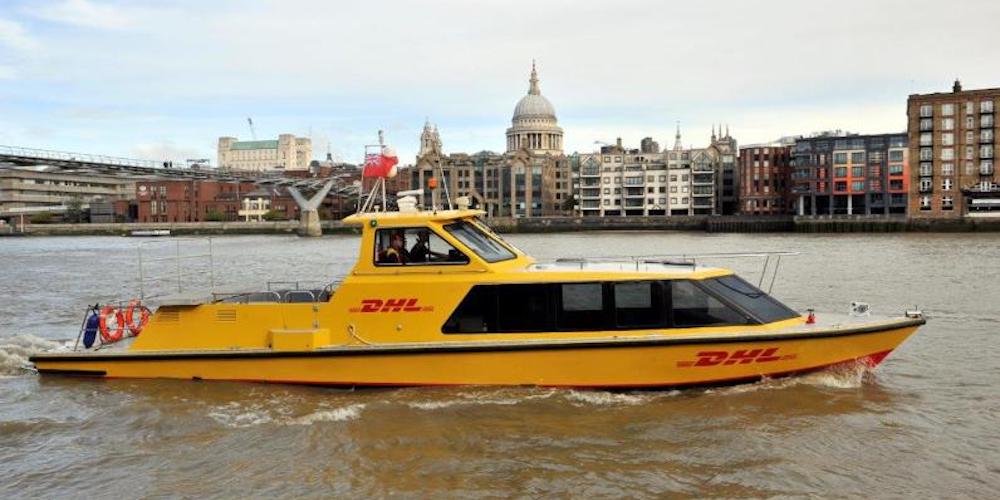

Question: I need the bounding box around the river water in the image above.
[1,232,998,498]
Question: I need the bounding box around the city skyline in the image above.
[2,0,999,164]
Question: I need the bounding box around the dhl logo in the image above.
[349,298,434,313]
[676,347,797,368]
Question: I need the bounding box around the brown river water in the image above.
[1,232,998,498]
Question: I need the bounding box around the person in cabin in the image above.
[379,231,410,264]
[409,230,446,263]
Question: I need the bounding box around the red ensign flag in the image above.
[363,147,399,178]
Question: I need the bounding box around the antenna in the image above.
[247,117,257,140]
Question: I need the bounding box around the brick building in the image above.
[738,143,794,215]
[907,81,999,218]
[792,133,909,216]
[136,179,256,223]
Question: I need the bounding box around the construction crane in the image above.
[247,117,257,140]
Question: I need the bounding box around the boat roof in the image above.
[527,260,731,279]
[342,209,486,226]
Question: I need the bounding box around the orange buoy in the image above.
[125,299,151,336]
[427,177,438,189]
[98,305,126,343]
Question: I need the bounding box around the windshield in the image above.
[443,220,516,263]
[469,218,523,254]
[697,275,799,323]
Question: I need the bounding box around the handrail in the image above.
[551,251,800,294]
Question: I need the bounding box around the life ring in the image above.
[125,299,151,336]
[99,305,126,343]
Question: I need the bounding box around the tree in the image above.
[65,196,84,223]
[205,209,225,222]
[30,212,53,224]
[262,210,283,221]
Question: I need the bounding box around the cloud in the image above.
[2,0,999,163]
[131,140,207,163]
[0,17,37,50]
[0,64,16,80]
[28,0,135,30]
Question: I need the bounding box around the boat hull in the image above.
[30,319,922,389]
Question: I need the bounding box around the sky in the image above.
[1,0,999,166]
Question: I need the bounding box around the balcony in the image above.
[624,199,644,208]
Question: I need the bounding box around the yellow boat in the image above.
[30,208,924,389]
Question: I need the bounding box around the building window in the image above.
[981,161,995,175]
[851,166,864,177]
[966,116,976,129]
[670,197,677,204]
[920,148,933,161]
[835,167,848,177]
[982,100,995,113]
[669,175,677,182]
[889,150,904,162]
[941,163,954,176]
[920,195,932,210]
[834,181,847,192]
[890,164,904,175]
[920,118,933,131]
[941,118,955,130]
[603,178,610,184]
[603,188,610,194]
[941,148,954,161]
[920,133,932,146]
[942,197,954,210]
[851,181,864,191]
[850,152,865,164]
[833,152,848,164]
[941,103,955,116]
[920,104,933,117]
[942,133,954,146]
[919,178,933,192]
[982,145,995,159]
[942,178,952,191]
[966,101,975,115]
[603,199,609,206]
[983,115,995,128]
[983,130,995,142]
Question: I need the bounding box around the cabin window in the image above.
[671,280,751,327]
[496,284,553,332]
[697,276,799,323]
[443,221,516,263]
[557,283,606,330]
[442,285,497,333]
[614,281,664,328]
[374,227,469,266]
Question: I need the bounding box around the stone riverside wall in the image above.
[4,215,1000,236]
